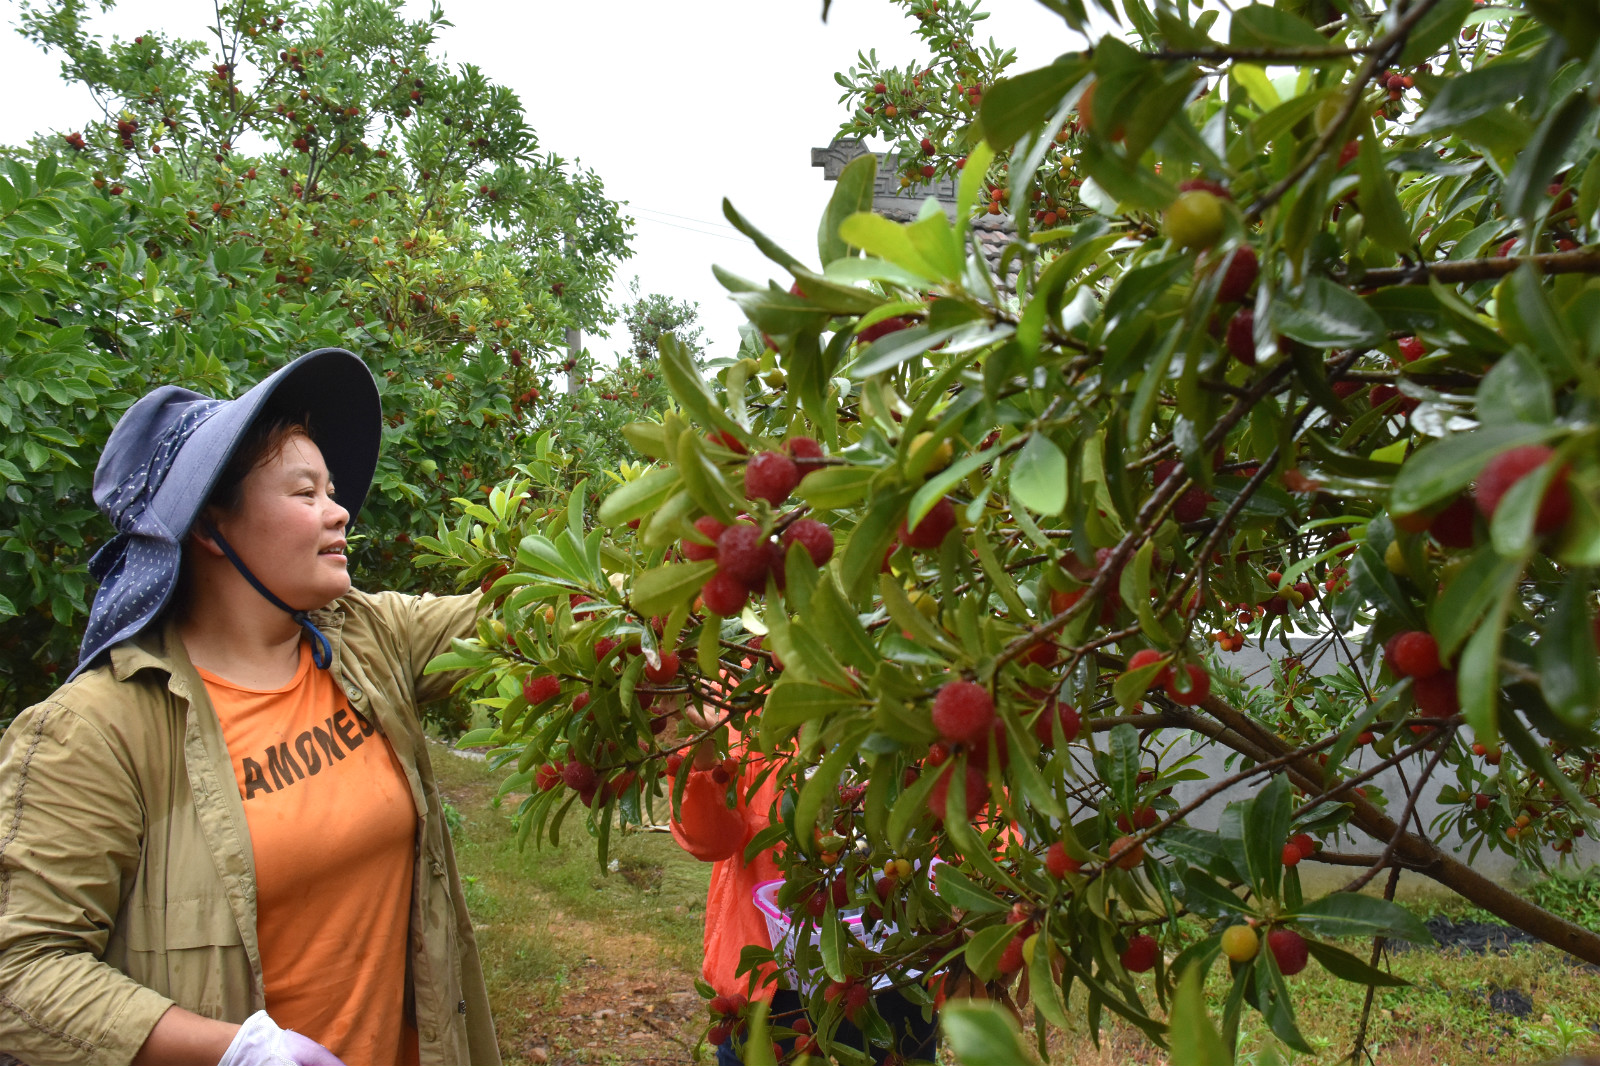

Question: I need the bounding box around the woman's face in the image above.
[211,431,351,611]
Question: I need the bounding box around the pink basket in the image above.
[751,867,938,992]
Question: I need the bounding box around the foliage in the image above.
[424,0,1600,1062]
[0,0,632,716]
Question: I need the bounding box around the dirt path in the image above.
[496,913,707,1065]
[435,747,715,1065]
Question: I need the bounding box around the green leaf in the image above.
[722,197,805,274]
[1229,4,1331,51]
[1244,774,1291,901]
[1429,548,1524,660]
[1389,425,1553,516]
[1459,576,1515,746]
[941,1001,1037,1065]
[1539,580,1600,730]
[1304,939,1410,987]
[1107,723,1141,818]
[1273,278,1385,348]
[630,560,717,617]
[1478,348,1555,426]
[849,324,970,379]
[596,466,681,527]
[1411,57,1534,135]
[1009,433,1069,516]
[1356,128,1412,254]
[837,212,938,281]
[979,56,1090,149]
[1169,965,1230,1066]
[819,153,877,265]
[936,863,1009,914]
[965,922,1019,981]
[796,465,876,510]
[1503,91,1593,223]
[760,678,865,742]
[1291,894,1434,942]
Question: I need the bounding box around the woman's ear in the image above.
[187,512,227,558]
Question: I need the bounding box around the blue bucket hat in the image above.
[75,348,381,678]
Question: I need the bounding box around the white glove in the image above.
[217,1011,347,1066]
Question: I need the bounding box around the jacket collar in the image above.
[107,601,350,683]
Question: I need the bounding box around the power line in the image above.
[631,203,742,234]
[630,214,749,245]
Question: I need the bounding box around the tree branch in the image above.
[1351,248,1600,287]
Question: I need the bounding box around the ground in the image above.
[431,741,1600,1065]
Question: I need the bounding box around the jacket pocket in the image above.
[123,896,244,952]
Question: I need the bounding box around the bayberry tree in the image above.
[425,0,1600,1061]
[0,0,632,717]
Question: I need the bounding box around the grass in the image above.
[434,742,1600,1064]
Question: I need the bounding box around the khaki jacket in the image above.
[0,590,500,1066]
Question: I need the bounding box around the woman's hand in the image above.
[682,701,727,771]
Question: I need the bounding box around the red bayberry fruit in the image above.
[1281,842,1302,867]
[1267,928,1309,975]
[1387,631,1441,679]
[1120,934,1158,972]
[744,450,801,505]
[899,496,957,549]
[644,651,680,685]
[1291,832,1315,859]
[1226,307,1257,365]
[522,674,560,705]
[716,523,772,586]
[707,428,747,455]
[1397,336,1426,362]
[857,315,914,344]
[785,435,825,468]
[536,763,563,791]
[1173,487,1212,523]
[1165,663,1211,706]
[997,937,1025,974]
[1428,495,1476,549]
[1414,671,1459,718]
[701,571,750,616]
[781,518,835,567]
[1033,701,1080,746]
[562,761,597,792]
[1474,445,1571,534]
[684,515,728,561]
[707,1022,731,1046]
[1216,245,1259,303]
[1046,841,1081,878]
[926,760,988,821]
[931,680,995,745]
[1126,649,1173,687]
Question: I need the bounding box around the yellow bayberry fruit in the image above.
[1164,190,1226,250]
[1221,924,1260,962]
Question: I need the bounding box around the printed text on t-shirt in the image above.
[241,705,376,799]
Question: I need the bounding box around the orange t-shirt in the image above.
[201,642,420,1066]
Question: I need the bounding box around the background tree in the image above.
[329,0,1600,1061]
[621,275,705,362]
[0,0,632,718]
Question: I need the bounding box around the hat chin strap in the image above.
[201,523,334,670]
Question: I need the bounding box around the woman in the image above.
[0,349,498,1066]
[670,704,938,1065]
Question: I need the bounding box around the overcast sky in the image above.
[0,1,1088,364]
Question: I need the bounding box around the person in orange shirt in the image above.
[669,704,938,1065]
[0,349,497,1066]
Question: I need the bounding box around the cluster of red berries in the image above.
[1126,649,1211,707]
[680,437,832,617]
[704,992,748,1047]
[1280,832,1317,867]
[1382,630,1462,728]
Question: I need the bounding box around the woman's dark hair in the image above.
[204,412,319,515]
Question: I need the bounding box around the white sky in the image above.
[0,0,1085,365]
